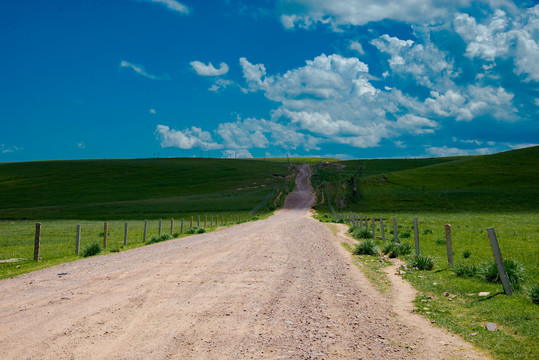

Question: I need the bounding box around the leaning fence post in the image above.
[171,218,174,234]
[445,224,453,267]
[372,217,375,239]
[143,220,148,242]
[159,219,162,236]
[380,217,385,243]
[76,224,81,255]
[34,222,41,261]
[124,222,128,246]
[393,217,398,244]
[414,217,420,256]
[487,227,513,295]
[104,222,108,249]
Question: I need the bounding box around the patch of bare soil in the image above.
[0,165,489,359]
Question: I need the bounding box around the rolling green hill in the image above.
[314,146,539,212]
[0,158,291,220]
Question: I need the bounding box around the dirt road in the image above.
[0,165,487,359]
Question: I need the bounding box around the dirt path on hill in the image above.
[0,165,489,359]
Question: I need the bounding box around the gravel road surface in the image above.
[0,165,488,359]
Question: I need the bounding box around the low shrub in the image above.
[530,285,539,305]
[423,228,433,235]
[353,228,372,239]
[353,239,380,256]
[452,262,478,277]
[400,231,411,238]
[462,249,472,258]
[81,241,101,257]
[480,259,525,289]
[382,242,412,258]
[109,246,120,253]
[435,238,446,245]
[147,233,173,244]
[408,254,435,271]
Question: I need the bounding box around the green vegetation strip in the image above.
[321,212,538,360]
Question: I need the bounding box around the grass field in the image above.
[313,146,539,213]
[312,146,539,360]
[0,158,291,220]
[0,157,297,278]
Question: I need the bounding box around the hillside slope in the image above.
[0,158,290,219]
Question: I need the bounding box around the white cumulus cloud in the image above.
[190,61,229,76]
[155,125,222,150]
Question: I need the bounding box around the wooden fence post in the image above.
[197,215,200,227]
[414,217,420,256]
[143,220,147,243]
[380,217,385,243]
[393,217,398,244]
[159,219,162,236]
[487,227,513,295]
[204,215,207,227]
[181,218,184,234]
[372,217,375,239]
[124,222,128,246]
[104,222,108,249]
[171,218,174,234]
[76,224,81,255]
[445,224,453,267]
[211,215,214,227]
[190,216,193,229]
[359,214,362,229]
[34,222,41,261]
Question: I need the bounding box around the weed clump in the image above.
[353,228,372,240]
[353,239,380,256]
[480,259,525,289]
[452,262,478,277]
[147,233,173,244]
[462,249,472,258]
[186,227,206,234]
[530,285,539,304]
[435,238,446,245]
[423,228,433,235]
[81,241,101,257]
[400,231,411,238]
[382,242,412,258]
[408,254,435,270]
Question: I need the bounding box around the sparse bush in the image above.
[462,250,472,258]
[400,231,411,238]
[530,285,539,305]
[423,228,433,235]
[109,246,120,253]
[147,233,173,244]
[408,254,435,271]
[353,239,380,256]
[435,238,446,245]
[81,241,101,257]
[197,227,206,234]
[480,259,525,289]
[382,242,412,258]
[172,232,180,238]
[353,228,372,240]
[452,262,478,277]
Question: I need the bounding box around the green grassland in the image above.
[0,157,296,278]
[312,146,539,360]
[0,158,291,220]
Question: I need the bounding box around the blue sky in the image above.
[1,0,538,161]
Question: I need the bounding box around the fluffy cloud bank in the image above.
[278,0,518,29]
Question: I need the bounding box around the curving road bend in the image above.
[0,164,487,359]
